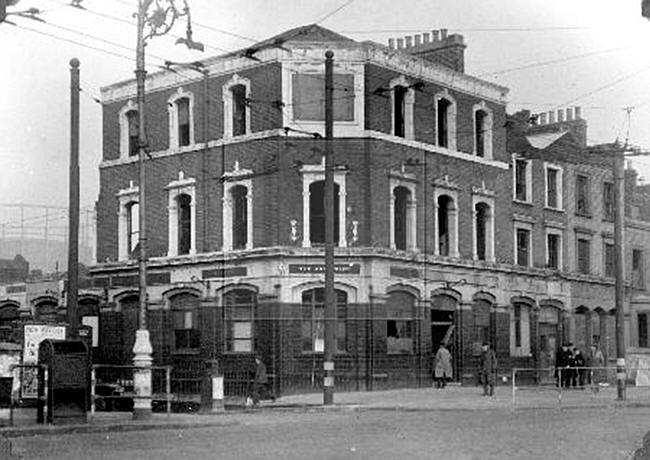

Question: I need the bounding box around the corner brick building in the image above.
[80,24,650,394]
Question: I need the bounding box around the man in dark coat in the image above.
[479,342,498,396]
[251,354,273,405]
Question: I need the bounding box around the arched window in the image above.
[309,181,339,245]
[437,195,454,256]
[511,301,532,356]
[126,110,139,157]
[175,97,191,147]
[126,201,139,256]
[393,186,411,251]
[301,288,347,353]
[231,185,248,250]
[170,292,200,351]
[475,202,492,261]
[386,291,415,354]
[0,304,19,342]
[35,300,58,323]
[393,85,408,138]
[472,299,491,355]
[231,84,247,137]
[177,193,192,255]
[223,289,256,352]
[437,98,452,148]
[475,109,487,157]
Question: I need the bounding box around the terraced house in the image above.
[79,23,650,394]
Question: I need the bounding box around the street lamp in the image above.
[133,0,202,420]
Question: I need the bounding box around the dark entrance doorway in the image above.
[431,309,455,379]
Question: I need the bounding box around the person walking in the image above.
[434,343,453,389]
[589,344,605,392]
[574,347,587,388]
[479,342,498,396]
[251,354,273,406]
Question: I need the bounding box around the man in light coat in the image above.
[434,343,453,389]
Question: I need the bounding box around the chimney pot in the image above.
[423,33,430,43]
[432,30,440,41]
[388,38,395,49]
[557,109,564,122]
[414,34,421,46]
[440,28,448,39]
[566,107,574,121]
[539,113,547,125]
[548,111,555,123]
[574,106,582,119]
[397,38,404,49]
[405,36,412,48]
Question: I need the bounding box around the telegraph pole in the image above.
[323,50,335,405]
[66,58,80,338]
[613,147,626,400]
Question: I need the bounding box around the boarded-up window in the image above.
[386,291,415,354]
[223,289,256,352]
[292,73,354,121]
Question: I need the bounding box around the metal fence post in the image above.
[512,367,517,410]
[557,369,562,409]
[166,366,171,415]
[90,367,96,416]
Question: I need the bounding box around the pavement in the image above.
[1,383,649,438]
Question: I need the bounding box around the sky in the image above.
[1,0,650,216]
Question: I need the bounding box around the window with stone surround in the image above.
[389,76,414,140]
[435,91,457,150]
[473,196,495,262]
[576,174,590,215]
[515,226,531,267]
[544,163,563,210]
[118,100,139,159]
[223,74,251,138]
[513,156,532,203]
[301,288,346,353]
[473,102,493,159]
[117,182,139,261]
[170,292,200,352]
[604,242,615,278]
[168,88,195,150]
[577,237,591,274]
[166,172,196,257]
[223,289,256,353]
[603,181,614,220]
[386,291,415,355]
[511,301,531,356]
[546,229,562,270]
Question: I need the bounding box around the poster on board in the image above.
[21,324,66,398]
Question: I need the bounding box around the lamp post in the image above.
[133,0,202,420]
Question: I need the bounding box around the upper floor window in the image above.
[389,76,414,139]
[473,198,495,262]
[170,292,200,352]
[390,180,417,251]
[633,248,645,289]
[117,182,139,261]
[576,174,590,215]
[545,163,563,210]
[577,237,591,274]
[223,74,251,137]
[168,88,195,149]
[301,288,347,353]
[604,242,615,278]
[223,289,256,352]
[292,73,355,122]
[222,170,253,252]
[473,102,493,158]
[301,162,348,248]
[435,92,457,150]
[309,180,340,245]
[436,194,458,257]
[515,225,531,267]
[166,172,196,257]
[639,313,648,348]
[603,182,614,221]
[513,156,531,203]
[546,229,562,270]
[119,100,139,159]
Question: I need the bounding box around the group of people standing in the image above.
[554,343,605,389]
[433,343,498,396]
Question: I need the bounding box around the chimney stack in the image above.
[432,30,440,41]
[574,106,581,119]
[557,109,565,122]
[388,38,395,49]
[539,112,547,125]
[548,111,555,123]
[397,38,404,49]
[423,32,430,43]
[414,34,421,46]
[566,107,574,120]
[440,28,448,39]
[405,36,412,48]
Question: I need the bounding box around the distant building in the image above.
[0,255,28,284]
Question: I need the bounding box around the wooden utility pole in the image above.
[323,50,335,405]
[66,58,80,338]
[613,148,626,400]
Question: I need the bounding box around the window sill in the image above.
[513,199,533,206]
[172,349,200,356]
[387,352,414,356]
[575,212,592,219]
[544,206,564,213]
[222,351,255,355]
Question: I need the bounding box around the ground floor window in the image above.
[386,291,415,354]
[223,289,256,352]
[170,293,200,351]
[301,288,347,353]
